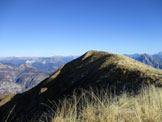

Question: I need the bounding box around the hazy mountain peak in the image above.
[158,51,162,56]
[126,53,162,69]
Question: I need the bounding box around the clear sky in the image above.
[0,0,162,57]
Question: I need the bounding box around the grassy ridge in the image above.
[1,50,162,121]
[50,86,162,122]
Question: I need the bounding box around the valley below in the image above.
[0,56,76,95]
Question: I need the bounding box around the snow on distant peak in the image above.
[26,60,35,64]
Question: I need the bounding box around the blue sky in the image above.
[0,0,162,57]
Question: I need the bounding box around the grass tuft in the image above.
[49,86,162,122]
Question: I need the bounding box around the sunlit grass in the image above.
[50,86,162,122]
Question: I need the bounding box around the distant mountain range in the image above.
[152,51,162,62]
[0,56,77,73]
[125,51,162,69]
[0,50,162,121]
[0,56,77,95]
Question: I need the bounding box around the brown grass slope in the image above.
[0,94,14,107]
[52,86,162,122]
[0,50,162,121]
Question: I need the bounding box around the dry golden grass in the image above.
[51,86,162,122]
[0,94,15,107]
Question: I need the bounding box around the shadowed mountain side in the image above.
[0,50,162,121]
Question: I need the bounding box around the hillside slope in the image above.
[0,63,48,95]
[0,50,162,121]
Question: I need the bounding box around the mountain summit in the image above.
[0,50,162,121]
